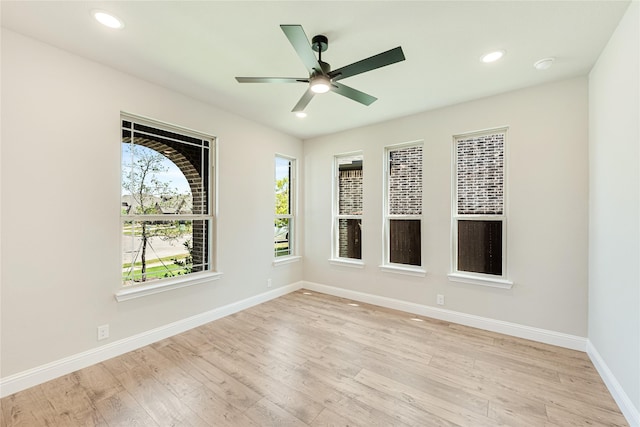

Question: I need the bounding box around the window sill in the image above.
[329,258,364,268]
[379,264,427,277]
[447,273,513,289]
[272,255,302,267]
[115,271,223,302]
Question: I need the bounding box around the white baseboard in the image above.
[587,341,640,427]
[301,281,588,351]
[0,282,304,398]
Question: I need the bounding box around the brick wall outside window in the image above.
[339,169,363,215]
[389,146,422,215]
[456,133,504,215]
[338,168,362,257]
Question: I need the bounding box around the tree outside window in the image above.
[121,117,213,286]
[275,156,295,258]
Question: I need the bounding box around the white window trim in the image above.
[332,152,364,263]
[450,126,512,288]
[274,154,297,260]
[379,263,427,277]
[115,271,223,302]
[447,272,513,289]
[273,255,302,267]
[118,113,218,300]
[382,141,425,271]
[329,258,365,268]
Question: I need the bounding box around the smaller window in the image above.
[451,128,510,285]
[384,143,423,269]
[275,155,296,258]
[333,154,363,261]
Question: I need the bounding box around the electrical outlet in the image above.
[267,278,272,288]
[436,294,445,306]
[97,324,109,341]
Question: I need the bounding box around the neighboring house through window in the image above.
[333,153,363,262]
[383,142,424,273]
[450,127,512,288]
[275,155,296,258]
[121,114,215,288]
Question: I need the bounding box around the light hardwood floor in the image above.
[1,290,628,426]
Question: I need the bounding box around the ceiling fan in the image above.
[235,25,406,113]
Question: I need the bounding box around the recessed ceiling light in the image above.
[295,111,307,118]
[348,303,359,307]
[92,10,124,29]
[481,50,505,63]
[533,57,555,70]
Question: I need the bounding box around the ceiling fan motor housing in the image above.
[311,34,328,53]
[318,60,331,74]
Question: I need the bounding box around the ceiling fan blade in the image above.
[292,88,315,112]
[329,46,405,82]
[236,77,308,83]
[280,25,322,74]
[331,82,377,106]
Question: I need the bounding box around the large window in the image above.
[333,154,363,261]
[121,115,215,287]
[384,143,423,269]
[275,155,296,258]
[451,128,510,285]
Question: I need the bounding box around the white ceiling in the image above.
[1,1,630,139]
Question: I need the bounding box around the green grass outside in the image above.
[274,243,290,257]
[122,254,187,269]
[123,263,189,281]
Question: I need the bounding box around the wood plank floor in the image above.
[1,290,628,426]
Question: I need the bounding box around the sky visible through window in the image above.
[275,156,290,182]
[121,143,191,196]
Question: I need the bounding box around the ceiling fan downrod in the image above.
[311,34,329,72]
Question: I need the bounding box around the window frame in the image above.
[449,127,513,289]
[381,141,426,276]
[331,152,364,266]
[116,113,221,301]
[273,154,300,265]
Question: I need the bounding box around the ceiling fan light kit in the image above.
[310,75,331,93]
[235,25,406,114]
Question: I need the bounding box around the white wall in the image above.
[303,77,589,337]
[0,29,303,378]
[588,1,640,419]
